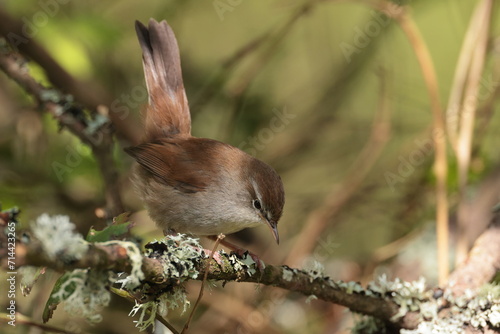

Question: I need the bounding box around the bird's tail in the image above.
[135,19,191,139]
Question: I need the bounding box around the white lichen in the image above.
[305,295,317,304]
[53,269,112,323]
[102,240,144,289]
[400,316,464,334]
[302,258,325,282]
[31,214,88,260]
[157,286,190,316]
[342,281,364,294]
[130,286,190,331]
[129,300,157,331]
[390,282,500,331]
[282,268,294,282]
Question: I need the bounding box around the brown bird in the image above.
[125,19,285,244]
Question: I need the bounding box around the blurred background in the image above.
[1,0,500,333]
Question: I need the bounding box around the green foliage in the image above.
[86,212,133,242]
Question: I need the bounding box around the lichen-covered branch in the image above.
[447,209,500,296]
[2,211,500,333]
[15,229,410,326]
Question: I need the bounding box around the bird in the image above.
[125,19,285,245]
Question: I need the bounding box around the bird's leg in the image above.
[207,235,265,270]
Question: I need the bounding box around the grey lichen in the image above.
[360,276,500,332]
[442,284,500,330]
[351,315,387,334]
[401,284,500,332]
[400,317,464,334]
[146,234,203,280]
[40,89,62,104]
[367,275,427,320]
[128,234,202,331]
[227,251,261,276]
[305,294,318,304]
[84,113,109,136]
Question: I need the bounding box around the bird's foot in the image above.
[207,236,265,270]
[201,248,224,266]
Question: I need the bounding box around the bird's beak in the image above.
[266,220,279,245]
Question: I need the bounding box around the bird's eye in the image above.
[252,199,262,210]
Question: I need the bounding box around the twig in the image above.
[0,312,81,334]
[392,4,449,286]
[445,0,489,148]
[182,234,225,333]
[454,0,492,265]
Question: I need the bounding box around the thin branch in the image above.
[455,0,492,265]
[0,45,124,218]
[391,3,450,286]
[284,67,391,268]
[445,0,490,148]
[0,312,81,334]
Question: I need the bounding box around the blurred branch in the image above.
[273,1,395,167]
[445,0,491,149]
[391,3,450,285]
[447,209,500,296]
[0,313,77,334]
[0,44,123,218]
[451,0,492,265]
[0,8,141,144]
[228,3,315,97]
[284,68,391,268]
[254,67,392,332]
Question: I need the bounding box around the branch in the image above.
[0,43,123,218]
[447,209,500,295]
[11,229,418,330]
[2,210,500,332]
[0,8,141,144]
